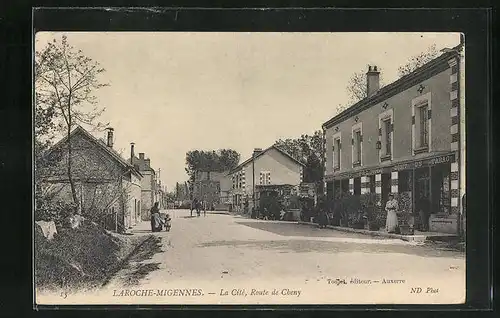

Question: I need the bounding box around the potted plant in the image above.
[397,192,414,235]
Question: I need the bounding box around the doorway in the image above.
[353,177,361,196]
[381,173,392,206]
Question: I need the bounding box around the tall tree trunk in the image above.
[66,114,79,214]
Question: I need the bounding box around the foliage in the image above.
[165,191,176,203]
[360,193,385,230]
[35,34,109,211]
[397,44,439,78]
[35,196,76,225]
[274,130,324,191]
[397,191,414,226]
[35,221,139,291]
[344,68,386,106]
[185,149,240,177]
[259,193,283,220]
[337,45,438,115]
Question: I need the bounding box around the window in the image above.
[383,119,392,155]
[419,104,429,148]
[260,171,271,185]
[353,130,362,165]
[378,108,393,161]
[412,92,431,154]
[334,138,341,169]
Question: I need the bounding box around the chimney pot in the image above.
[130,142,135,164]
[106,128,114,148]
[139,153,145,160]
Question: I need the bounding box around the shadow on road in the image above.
[119,235,164,286]
[198,239,464,259]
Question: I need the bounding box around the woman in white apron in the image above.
[385,194,399,233]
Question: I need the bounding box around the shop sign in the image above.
[393,154,454,171]
[330,153,455,179]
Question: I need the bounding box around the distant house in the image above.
[227,146,305,213]
[129,149,160,219]
[41,126,143,232]
[192,171,230,209]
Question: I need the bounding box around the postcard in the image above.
[34,31,466,305]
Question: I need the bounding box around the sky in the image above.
[35,32,460,192]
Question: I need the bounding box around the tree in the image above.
[397,44,439,78]
[185,149,240,178]
[274,130,325,192]
[345,68,386,105]
[35,35,109,214]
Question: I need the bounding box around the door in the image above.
[381,173,392,206]
[415,167,431,228]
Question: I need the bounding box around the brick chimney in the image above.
[130,142,135,164]
[366,65,380,97]
[145,158,151,169]
[106,128,114,148]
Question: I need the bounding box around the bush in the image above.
[259,194,283,220]
[360,193,384,230]
[35,197,76,226]
[35,221,124,291]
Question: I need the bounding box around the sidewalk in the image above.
[297,221,458,243]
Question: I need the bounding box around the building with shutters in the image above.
[227,146,305,213]
[321,43,465,234]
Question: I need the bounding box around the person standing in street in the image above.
[150,202,161,232]
[203,200,207,217]
[385,194,399,233]
[190,198,197,217]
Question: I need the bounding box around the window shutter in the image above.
[360,134,363,142]
[378,127,382,136]
[339,142,342,150]
[411,116,415,125]
[390,123,394,133]
[351,138,354,145]
[427,109,432,119]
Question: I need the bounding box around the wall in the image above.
[123,172,142,228]
[140,170,154,215]
[243,148,302,196]
[324,67,452,176]
[43,131,143,232]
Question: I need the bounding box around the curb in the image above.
[297,221,428,242]
[101,234,155,287]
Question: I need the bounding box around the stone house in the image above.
[129,148,160,219]
[192,171,230,209]
[228,146,305,213]
[41,126,143,232]
[321,44,465,234]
